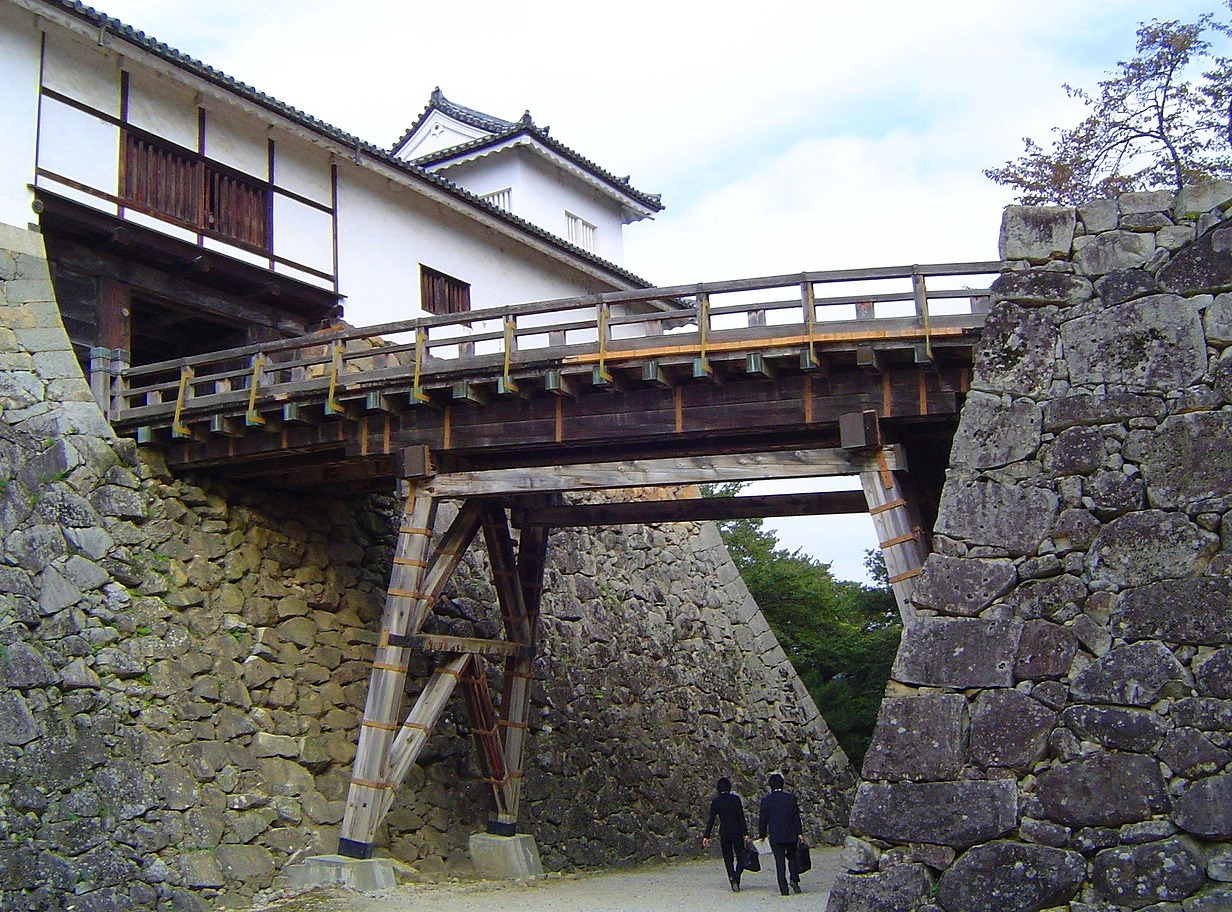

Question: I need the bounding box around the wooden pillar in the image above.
[479,504,536,834]
[338,481,437,858]
[337,495,485,856]
[501,517,550,825]
[861,452,926,627]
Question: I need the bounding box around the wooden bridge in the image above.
[103,260,1001,859]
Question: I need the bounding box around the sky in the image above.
[90,0,1221,582]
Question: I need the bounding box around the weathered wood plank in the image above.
[517,490,870,527]
[431,446,905,497]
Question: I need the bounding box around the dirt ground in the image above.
[252,847,845,912]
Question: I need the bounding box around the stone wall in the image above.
[828,184,1232,911]
[0,222,853,911]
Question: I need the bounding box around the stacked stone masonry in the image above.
[0,223,853,910]
[828,183,1232,912]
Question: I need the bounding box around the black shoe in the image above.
[791,883,801,894]
[730,877,738,892]
[781,891,789,896]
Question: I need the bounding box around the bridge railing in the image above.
[107,261,1002,434]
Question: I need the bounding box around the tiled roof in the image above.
[44,2,655,289]
[404,90,663,214]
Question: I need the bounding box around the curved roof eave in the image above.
[414,124,664,215]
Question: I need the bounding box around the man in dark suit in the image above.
[702,777,750,891]
[757,772,804,895]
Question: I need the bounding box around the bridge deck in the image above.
[106,262,1000,490]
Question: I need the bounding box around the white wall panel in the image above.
[127,71,197,149]
[41,31,118,115]
[274,139,331,206]
[203,113,267,178]
[38,96,118,194]
[0,4,40,226]
[273,194,332,273]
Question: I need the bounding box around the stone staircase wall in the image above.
[828,185,1232,911]
[0,222,853,910]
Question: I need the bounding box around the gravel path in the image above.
[255,848,844,912]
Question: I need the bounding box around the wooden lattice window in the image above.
[420,266,470,316]
[123,132,270,251]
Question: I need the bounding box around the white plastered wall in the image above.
[0,4,41,228]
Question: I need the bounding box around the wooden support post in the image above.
[459,658,512,823]
[479,505,531,832]
[860,452,925,627]
[499,512,551,829]
[383,654,469,798]
[338,482,438,858]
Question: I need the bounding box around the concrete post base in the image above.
[468,833,544,879]
[284,854,395,892]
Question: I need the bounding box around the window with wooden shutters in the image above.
[122,132,270,252]
[420,266,471,315]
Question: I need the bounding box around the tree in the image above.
[698,485,899,767]
[986,11,1232,205]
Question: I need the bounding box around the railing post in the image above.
[109,348,130,419]
[801,279,818,369]
[88,347,111,417]
[693,292,712,378]
[912,267,932,363]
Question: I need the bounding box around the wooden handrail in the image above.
[112,260,1003,427]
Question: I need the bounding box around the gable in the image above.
[393,109,492,161]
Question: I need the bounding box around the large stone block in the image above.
[1070,641,1190,706]
[1196,649,1232,698]
[1090,837,1205,909]
[1160,727,1231,778]
[1127,412,1232,510]
[969,688,1058,771]
[863,694,965,782]
[1160,218,1232,294]
[1174,773,1232,838]
[910,555,1016,617]
[826,864,931,912]
[1060,705,1167,753]
[1036,753,1169,827]
[1113,579,1232,646]
[1001,575,1087,622]
[849,780,1017,849]
[934,479,1058,556]
[971,303,1059,397]
[936,842,1085,912]
[1014,620,1078,680]
[1060,295,1206,392]
[1086,511,1216,589]
[1073,230,1156,276]
[893,618,1022,689]
[1171,697,1232,731]
[949,393,1042,469]
[468,833,544,879]
[1175,180,1232,218]
[999,206,1076,262]
[1043,392,1165,431]
[991,269,1092,307]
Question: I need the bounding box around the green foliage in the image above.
[700,484,900,768]
[986,11,1232,204]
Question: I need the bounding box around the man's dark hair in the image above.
[768,773,784,790]
[717,777,732,792]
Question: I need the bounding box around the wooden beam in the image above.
[431,446,906,497]
[517,490,870,527]
[338,483,437,858]
[407,633,531,659]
